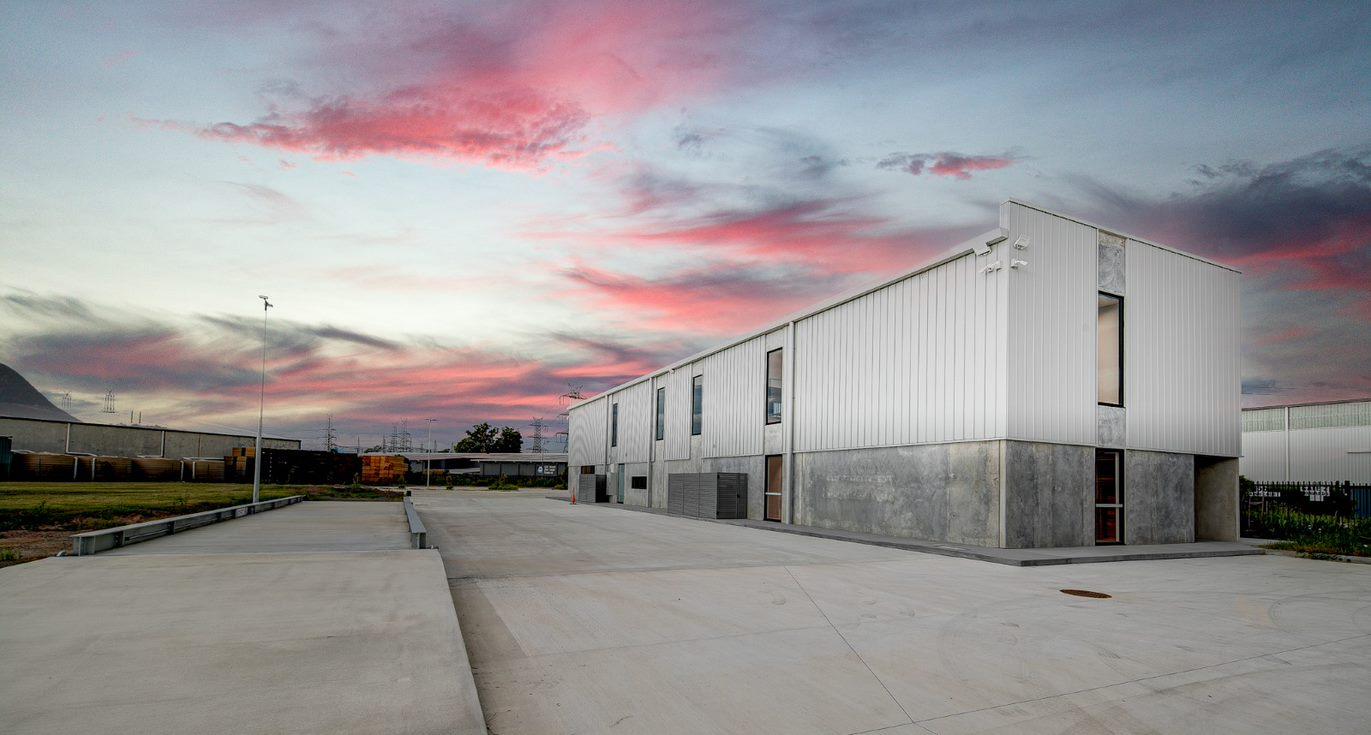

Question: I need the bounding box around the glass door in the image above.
[765,455,783,521]
[616,464,625,503]
[1095,450,1123,544]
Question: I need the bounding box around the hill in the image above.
[0,363,78,421]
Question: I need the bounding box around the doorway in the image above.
[615,464,625,503]
[765,455,783,521]
[1095,449,1123,544]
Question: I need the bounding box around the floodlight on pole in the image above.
[252,295,273,503]
[425,418,437,487]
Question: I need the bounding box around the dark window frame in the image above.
[765,348,783,425]
[1097,292,1124,408]
[654,386,666,441]
[610,402,619,447]
[1094,448,1124,545]
[690,375,703,436]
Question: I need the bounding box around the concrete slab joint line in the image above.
[782,566,919,733]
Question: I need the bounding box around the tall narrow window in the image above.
[765,348,783,424]
[1095,449,1123,544]
[655,387,666,441]
[1097,293,1123,406]
[691,375,703,436]
[610,402,619,447]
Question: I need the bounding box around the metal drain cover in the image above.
[1060,589,1111,599]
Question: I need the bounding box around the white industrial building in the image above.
[1241,399,1371,483]
[568,200,1241,548]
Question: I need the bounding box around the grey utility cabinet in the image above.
[667,472,747,519]
[578,474,609,503]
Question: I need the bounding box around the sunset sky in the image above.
[2,1,1368,449]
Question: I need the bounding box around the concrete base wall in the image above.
[1125,449,1195,544]
[793,442,1001,546]
[579,440,1227,549]
[1195,456,1239,541]
[1002,442,1094,548]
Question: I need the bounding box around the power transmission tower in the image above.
[555,383,584,452]
[324,415,338,452]
[56,392,71,411]
[530,418,546,453]
[398,420,413,452]
[102,390,117,414]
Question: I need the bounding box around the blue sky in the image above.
[1,1,1368,448]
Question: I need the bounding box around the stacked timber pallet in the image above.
[361,454,408,485]
[225,447,361,485]
[131,457,183,481]
[184,458,226,482]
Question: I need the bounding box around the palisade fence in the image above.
[1240,480,1371,536]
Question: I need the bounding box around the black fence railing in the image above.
[1240,480,1371,536]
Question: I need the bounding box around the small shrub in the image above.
[0,548,20,562]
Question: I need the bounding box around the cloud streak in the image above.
[877,151,1018,179]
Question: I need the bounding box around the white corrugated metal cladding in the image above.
[1240,400,1371,483]
[568,200,1241,471]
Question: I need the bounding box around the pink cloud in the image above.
[877,151,1018,180]
[561,261,838,334]
[167,1,743,169]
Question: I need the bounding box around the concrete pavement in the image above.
[0,501,485,735]
[103,499,412,554]
[413,490,1371,735]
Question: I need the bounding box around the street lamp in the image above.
[252,295,273,503]
[424,418,437,487]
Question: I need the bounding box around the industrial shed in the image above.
[0,415,300,459]
[568,200,1241,549]
[1241,399,1371,483]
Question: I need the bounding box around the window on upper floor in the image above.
[1098,293,1123,406]
[765,348,783,424]
[691,375,703,436]
[655,387,666,441]
[610,402,619,446]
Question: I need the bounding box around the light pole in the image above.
[425,418,437,487]
[252,295,273,503]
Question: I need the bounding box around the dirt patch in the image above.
[0,529,70,568]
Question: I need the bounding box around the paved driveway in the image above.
[413,491,1371,735]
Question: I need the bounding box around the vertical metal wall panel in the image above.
[792,252,1003,452]
[663,367,692,461]
[701,337,765,458]
[1288,426,1371,483]
[1239,430,1288,481]
[1002,202,1098,446]
[1125,240,1241,457]
[607,379,653,464]
[567,397,607,468]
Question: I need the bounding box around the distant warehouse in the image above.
[1241,399,1371,483]
[0,415,300,459]
[568,200,1242,549]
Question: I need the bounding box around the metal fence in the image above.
[1241,480,1371,536]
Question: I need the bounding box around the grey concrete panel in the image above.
[1002,442,1093,548]
[1125,450,1195,544]
[1195,456,1239,541]
[795,442,1000,546]
[0,417,67,452]
[0,549,482,734]
[1098,232,1126,295]
[1096,405,1126,448]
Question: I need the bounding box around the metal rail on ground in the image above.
[69,495,306,555]
[404,494,429,549]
